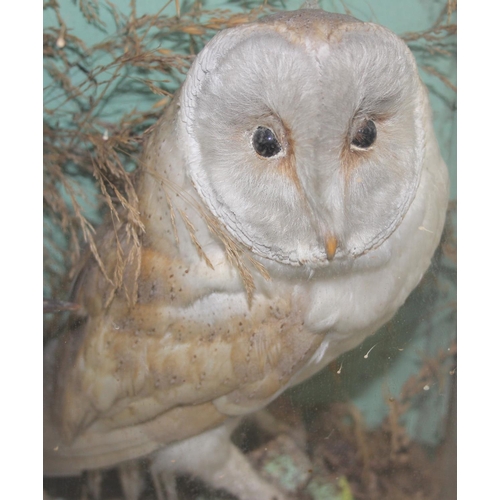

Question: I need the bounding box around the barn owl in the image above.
[44,8,449,500]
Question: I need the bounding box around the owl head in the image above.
[178,9,427,267]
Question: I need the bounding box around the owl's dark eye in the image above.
[252,127,282,158]
[351,119,377,149]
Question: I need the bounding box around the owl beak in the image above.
[325,235,337,260]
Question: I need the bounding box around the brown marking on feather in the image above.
[54,284,323,445]
[340,113,390,184]
[260,10,363,46]
[276,120,305,200]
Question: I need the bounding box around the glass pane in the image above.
[44,1,456,499]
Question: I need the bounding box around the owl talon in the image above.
[151,424,287,500]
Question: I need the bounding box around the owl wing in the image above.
[44,239,324,476]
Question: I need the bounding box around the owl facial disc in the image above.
[179,10,424,267]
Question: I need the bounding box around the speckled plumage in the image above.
[44,9,449,500]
